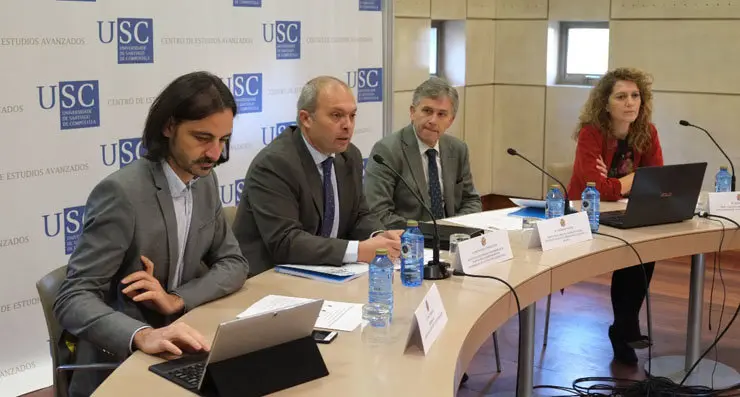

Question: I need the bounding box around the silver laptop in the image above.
[149,298,323,391]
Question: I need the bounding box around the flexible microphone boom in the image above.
[506,148,574,214]
[372,154,450,280]
[679,120,736,191]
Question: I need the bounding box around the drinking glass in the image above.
[448,233,471,269]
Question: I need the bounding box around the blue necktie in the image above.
[426,149,444,219]
[320,157,335,237]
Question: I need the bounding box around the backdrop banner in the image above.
[0,0,383,395]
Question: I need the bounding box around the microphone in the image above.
[372,154,450,280]
[679,120,736,191]
[506,148,574,214]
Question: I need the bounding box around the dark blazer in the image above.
[53,158,249,397]
[364,124,482,229]
[232,126,383,276]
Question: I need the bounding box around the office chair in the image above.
[36,266,119,397]
[542,162,574,347]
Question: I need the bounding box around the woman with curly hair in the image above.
[567,67,664,365]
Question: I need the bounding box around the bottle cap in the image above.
[406,220,419,227]
[586,182,596,187]
[720,166,728,171]
[375,248,389,255]
[550,184,560,189]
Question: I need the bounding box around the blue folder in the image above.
[508,206,547,219]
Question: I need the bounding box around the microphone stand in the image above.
[372,155,450,280]
[506,148,574,214]
[680,120,736,191]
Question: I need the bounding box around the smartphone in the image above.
[311,330,338,344]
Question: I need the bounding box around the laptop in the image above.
[149,299,323,393]
[599,162,707,229]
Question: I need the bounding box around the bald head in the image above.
[296,76,352,124]
[296,75,357,155]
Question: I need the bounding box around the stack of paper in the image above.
[445,210,524,231]
[274,263,368,283]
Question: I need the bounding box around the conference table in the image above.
[92,201,740,396]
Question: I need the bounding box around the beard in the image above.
[169,146,215,179]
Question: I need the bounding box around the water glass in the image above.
[448,233,471,269]
[362,302,391,328]
[696,190,709,213]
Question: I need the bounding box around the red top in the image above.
[567,123,664,202]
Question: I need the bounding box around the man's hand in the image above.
[596,156,608,178]
[381,229,404,241]
[358,235,401,263]
[121,256,184,316]
[133,323,210,356]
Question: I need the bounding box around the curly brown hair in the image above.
[573,67,654,153]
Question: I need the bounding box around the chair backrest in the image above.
[36,265,72,397]
[546,162,574,192]
[222,205,237,227]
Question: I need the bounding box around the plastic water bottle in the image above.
[581,182,600,232]
[400,220,424,287]
[715,166,732,192]
[545,185,565,219]
[368,248,394,323]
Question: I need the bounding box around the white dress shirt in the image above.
[301,134,359,263]
[414,127,445,201]
[161,160,197,289]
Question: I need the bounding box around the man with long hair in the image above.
[54,71,250,396]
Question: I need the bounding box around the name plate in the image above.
[455,231,513,273]
[708,192,740,223]
[528,211,593,251]
[404,283,448,355]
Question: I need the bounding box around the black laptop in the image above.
[599,162,707,229]
[418,222,485,250]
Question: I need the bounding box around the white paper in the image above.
[315,301,363,331]
[510,198,547,208]
[445,210,523,231]
[424,248,434,262]
[237,295,363,332]
[528,211,593,251]
[411,283,448,355]
[708,192,740,223]
[277,263,368,277]
[456,230,513,272]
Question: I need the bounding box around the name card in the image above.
[708,192,740,223]
[528,211,593,251]
[404,283,448,355]
[455,231,513,273]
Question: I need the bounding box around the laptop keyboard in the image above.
[600,210,626,224]
[167,362,205,387]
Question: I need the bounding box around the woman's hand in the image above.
[619,173,635,196]
[596,156,608,178]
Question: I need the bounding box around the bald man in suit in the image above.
[233,76,401,276]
